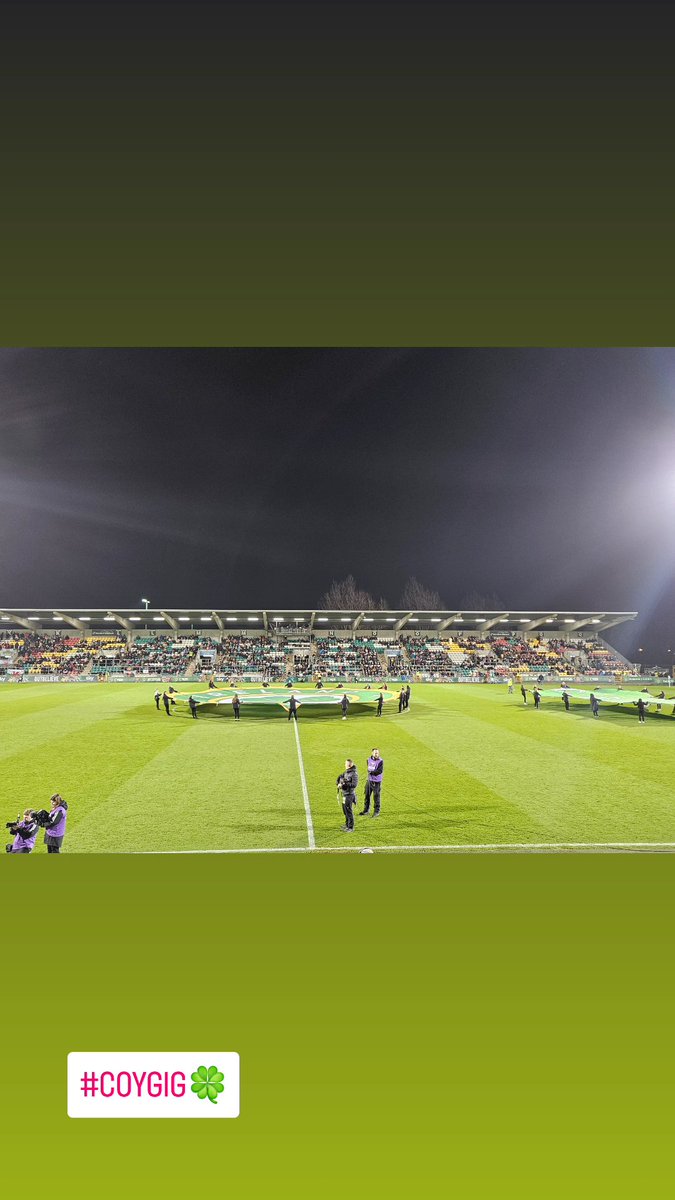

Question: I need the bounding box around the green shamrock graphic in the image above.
[191,1065,225,1104]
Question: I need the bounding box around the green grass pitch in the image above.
[2,682,675,853]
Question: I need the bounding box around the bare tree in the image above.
[400,576,444,610]
[461,590,505,611]
[319,575,376,610]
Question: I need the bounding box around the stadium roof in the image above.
[0,608,638,634]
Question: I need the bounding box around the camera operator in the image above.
[336,758,359,833]
[42,793,69,854]
[6,809,39,854]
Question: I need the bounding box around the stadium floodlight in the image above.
[77,616,90,621]
[363,617,374,622]
[226,617,237,621]
[430,618,441,622]
[273,617,283,622]
[340,617,351,623]
[476,618,485,623]
[200,616,211,622]
[178,616,190,622]
[545,618,554,623]
[317,617,328,622]
[247,616,258,622]
[563,619,575,624]
[129,616,141,621]
[408,618,419,623]
[141,598,150,610]
[153,616,165,622]
[27,616,39,620]
[103,616,115,621]
[385,618,396,622]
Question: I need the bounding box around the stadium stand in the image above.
[217,636,286,680]
[0,613,633,681]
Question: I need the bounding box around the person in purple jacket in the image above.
[43,793,69,854]
[359,749,384,817]
[6,809,39,854]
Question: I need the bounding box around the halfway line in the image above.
[292,717,316,849]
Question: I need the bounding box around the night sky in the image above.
[2,347,675,662]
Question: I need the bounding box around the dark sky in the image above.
[2,347,675,661]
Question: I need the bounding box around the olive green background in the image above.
[2,2,674,1196]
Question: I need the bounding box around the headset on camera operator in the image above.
[6,809,40,854]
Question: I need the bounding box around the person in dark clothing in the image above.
[520,684,527,705]
[359,750,384,816]
[162,691,172,716]
[6,809,38,854]
[533,687,541,709]
[637,697,647,723]
[43,793,68,853]
[404,684,411,709]
[590,693,599,718]
[288,694,298,721]
[208,676,217,689]
[188,695,198,719]
[376,691,384,717]
[154,689,161,710]
[562,690,570,711]
[337,759,359,831]
[232,692,241,721]
[398,688,405,713]
[341,694,349,721]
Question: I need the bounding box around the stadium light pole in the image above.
[141,598,150,610]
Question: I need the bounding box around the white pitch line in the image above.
[292,717,316,850]
[119,841,675,855]
[127,846,312,855]
[318,841,675,852]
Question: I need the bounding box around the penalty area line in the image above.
[292,718,316,850]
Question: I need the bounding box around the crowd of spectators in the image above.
[403,637,454,674]
[315,637,384,679]
[93,635,195,676]
[217,636,286,679]
[0,629,629,680]
[401,633,626,678]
